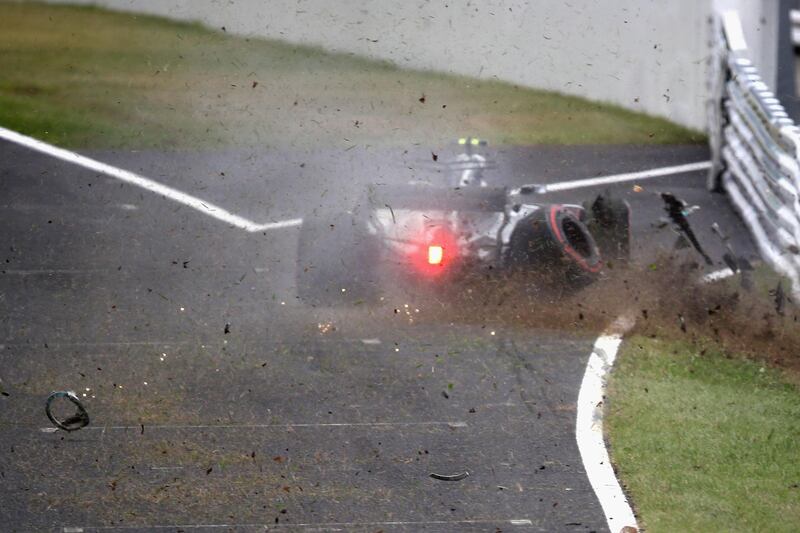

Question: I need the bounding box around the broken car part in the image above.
[429,471,470,481]
[45,391,90,432]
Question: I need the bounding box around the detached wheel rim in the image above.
[45,391,90,432]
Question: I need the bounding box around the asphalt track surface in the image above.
[0,140,756,532]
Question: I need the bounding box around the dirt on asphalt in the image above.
[396,253,800,379]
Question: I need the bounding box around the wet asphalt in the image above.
[0,139,755,532]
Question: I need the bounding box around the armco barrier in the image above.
[709,10,800,294]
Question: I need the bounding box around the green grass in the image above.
[606,336,800,532]
[0,2,704,149]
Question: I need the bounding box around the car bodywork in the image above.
[296,141,629,305]
[364,184,601,278]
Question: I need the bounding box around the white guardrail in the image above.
[708,10,800,294]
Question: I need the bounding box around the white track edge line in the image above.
[702,267,736,282]
[39,420,467,432]
[545,161,711,192]
[576,315,638,533]
[63,518,533,531]
[0,126,301,233]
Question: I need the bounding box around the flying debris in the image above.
[661,193,712,265]
[721,252,739,274]
[711,221,742,274]
[773,281,786,316]
[710,222,727,241]
[739,257,754,291]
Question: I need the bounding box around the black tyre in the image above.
[506,205,602,285]
[296,211,381,306]
[583,193,631,267]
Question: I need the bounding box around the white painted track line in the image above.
[0,126,301,233]
[702,267,736,282]
[64,518,534,531]
[40,420,467,432]
[250,218,303,231]
[576,316,638,533]
[543,161,711,193]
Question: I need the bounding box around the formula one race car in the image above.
[296,139,630,306]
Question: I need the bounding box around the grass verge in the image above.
[0,2,703,149]
[606,337,800,532]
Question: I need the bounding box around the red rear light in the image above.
[410,224,456,275]
[427,245,444,265]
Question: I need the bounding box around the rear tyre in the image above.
[295,211,381,306]
[507,205,602,286]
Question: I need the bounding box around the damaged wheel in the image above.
[507,205,602,286]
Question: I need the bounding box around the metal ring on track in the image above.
[45,391,90,432]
